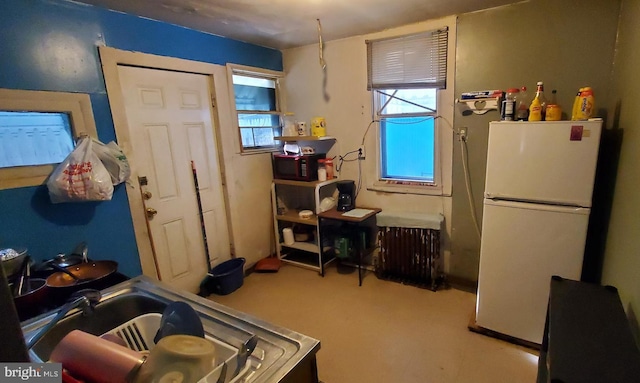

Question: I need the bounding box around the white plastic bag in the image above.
[92,139,131,185]
[47,137,114,203]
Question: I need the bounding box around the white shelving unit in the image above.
[271,178,339,274]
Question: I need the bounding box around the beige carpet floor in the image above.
[209,263,538,383]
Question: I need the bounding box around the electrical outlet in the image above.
[459,128,467,141]
[358,145,366,159]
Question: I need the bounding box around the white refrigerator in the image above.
[476,119,602,344]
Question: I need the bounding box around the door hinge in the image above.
[210,95,216,108]
[229,243,236,258]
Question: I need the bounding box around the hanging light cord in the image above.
[317,19,326,70]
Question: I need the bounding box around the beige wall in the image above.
[602,0,640,342]
[212,67,275,267]
[282,16,457,273]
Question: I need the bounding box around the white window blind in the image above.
[366,27,448,90]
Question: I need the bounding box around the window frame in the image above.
[226,64,284,154]
[375,89,439,185]
[0,88,98,190]
[366,24,455,197]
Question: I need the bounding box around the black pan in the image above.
[46,260,118,292]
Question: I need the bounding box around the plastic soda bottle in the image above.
[516,86,529,121]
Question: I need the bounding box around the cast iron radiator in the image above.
[375,212,444,291]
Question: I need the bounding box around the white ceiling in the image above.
[75,0,524,50]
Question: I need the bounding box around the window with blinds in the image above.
[366,27,448,90]
[226,64,285,154]
[367,27,449,188]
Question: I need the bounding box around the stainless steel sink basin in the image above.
[27,293,166,361]
[22,276,321,383]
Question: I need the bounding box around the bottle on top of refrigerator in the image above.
[571,88,584,120]
[533,81,547,120]
[545,90,562,121]
[516,86,529,121]
[528,95,543,121]
[501,88,518,121]
[575,87,595,120]
[528,82,546,122]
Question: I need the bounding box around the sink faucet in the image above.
[25,289,102,350]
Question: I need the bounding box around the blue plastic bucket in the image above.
[204,257,246,296]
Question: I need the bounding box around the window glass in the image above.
[231,72,282,152]
[380,116,435,182]
[0,111,74,168]
[376,89,437,115]
[375,88,437,184]
[0,88,97,190]
[232,75,276,111]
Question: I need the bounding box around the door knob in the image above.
[142,191,152,200]
[146,207,158,219]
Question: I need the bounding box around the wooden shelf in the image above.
[276,210,318,225]
[273,178,338,187]
[280,249,336,272]
[274,135,336,141]
[280,241,332,254]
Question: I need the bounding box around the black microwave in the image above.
[272,154,325,181]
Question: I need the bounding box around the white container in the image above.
[317,168,327,181]
[282,228,295,245]
[282,113,297,136]
[297,122,307,136]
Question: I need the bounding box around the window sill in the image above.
[240,147,279,155]
[368,181,451,197]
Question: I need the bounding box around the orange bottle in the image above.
[576,87,595,120]
[545,90,562,121]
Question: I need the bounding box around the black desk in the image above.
[318,207,381,286]
[538,276,640,383]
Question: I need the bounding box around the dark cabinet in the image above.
[537,276,640,383]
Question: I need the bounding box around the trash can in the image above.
[199,258,245,296]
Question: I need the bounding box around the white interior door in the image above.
[117,65,230,293]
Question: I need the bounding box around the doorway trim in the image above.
[99,46,233,279]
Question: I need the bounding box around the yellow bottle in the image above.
[576,87,595,120]
[528,94,543,121]
[571,88,584,120]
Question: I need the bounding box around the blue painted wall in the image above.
[0,0,282,276]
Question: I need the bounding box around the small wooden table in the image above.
[318,207,381,286]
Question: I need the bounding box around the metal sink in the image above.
[22,276,321,383]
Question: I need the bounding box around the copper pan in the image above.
[46,260,118,291]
